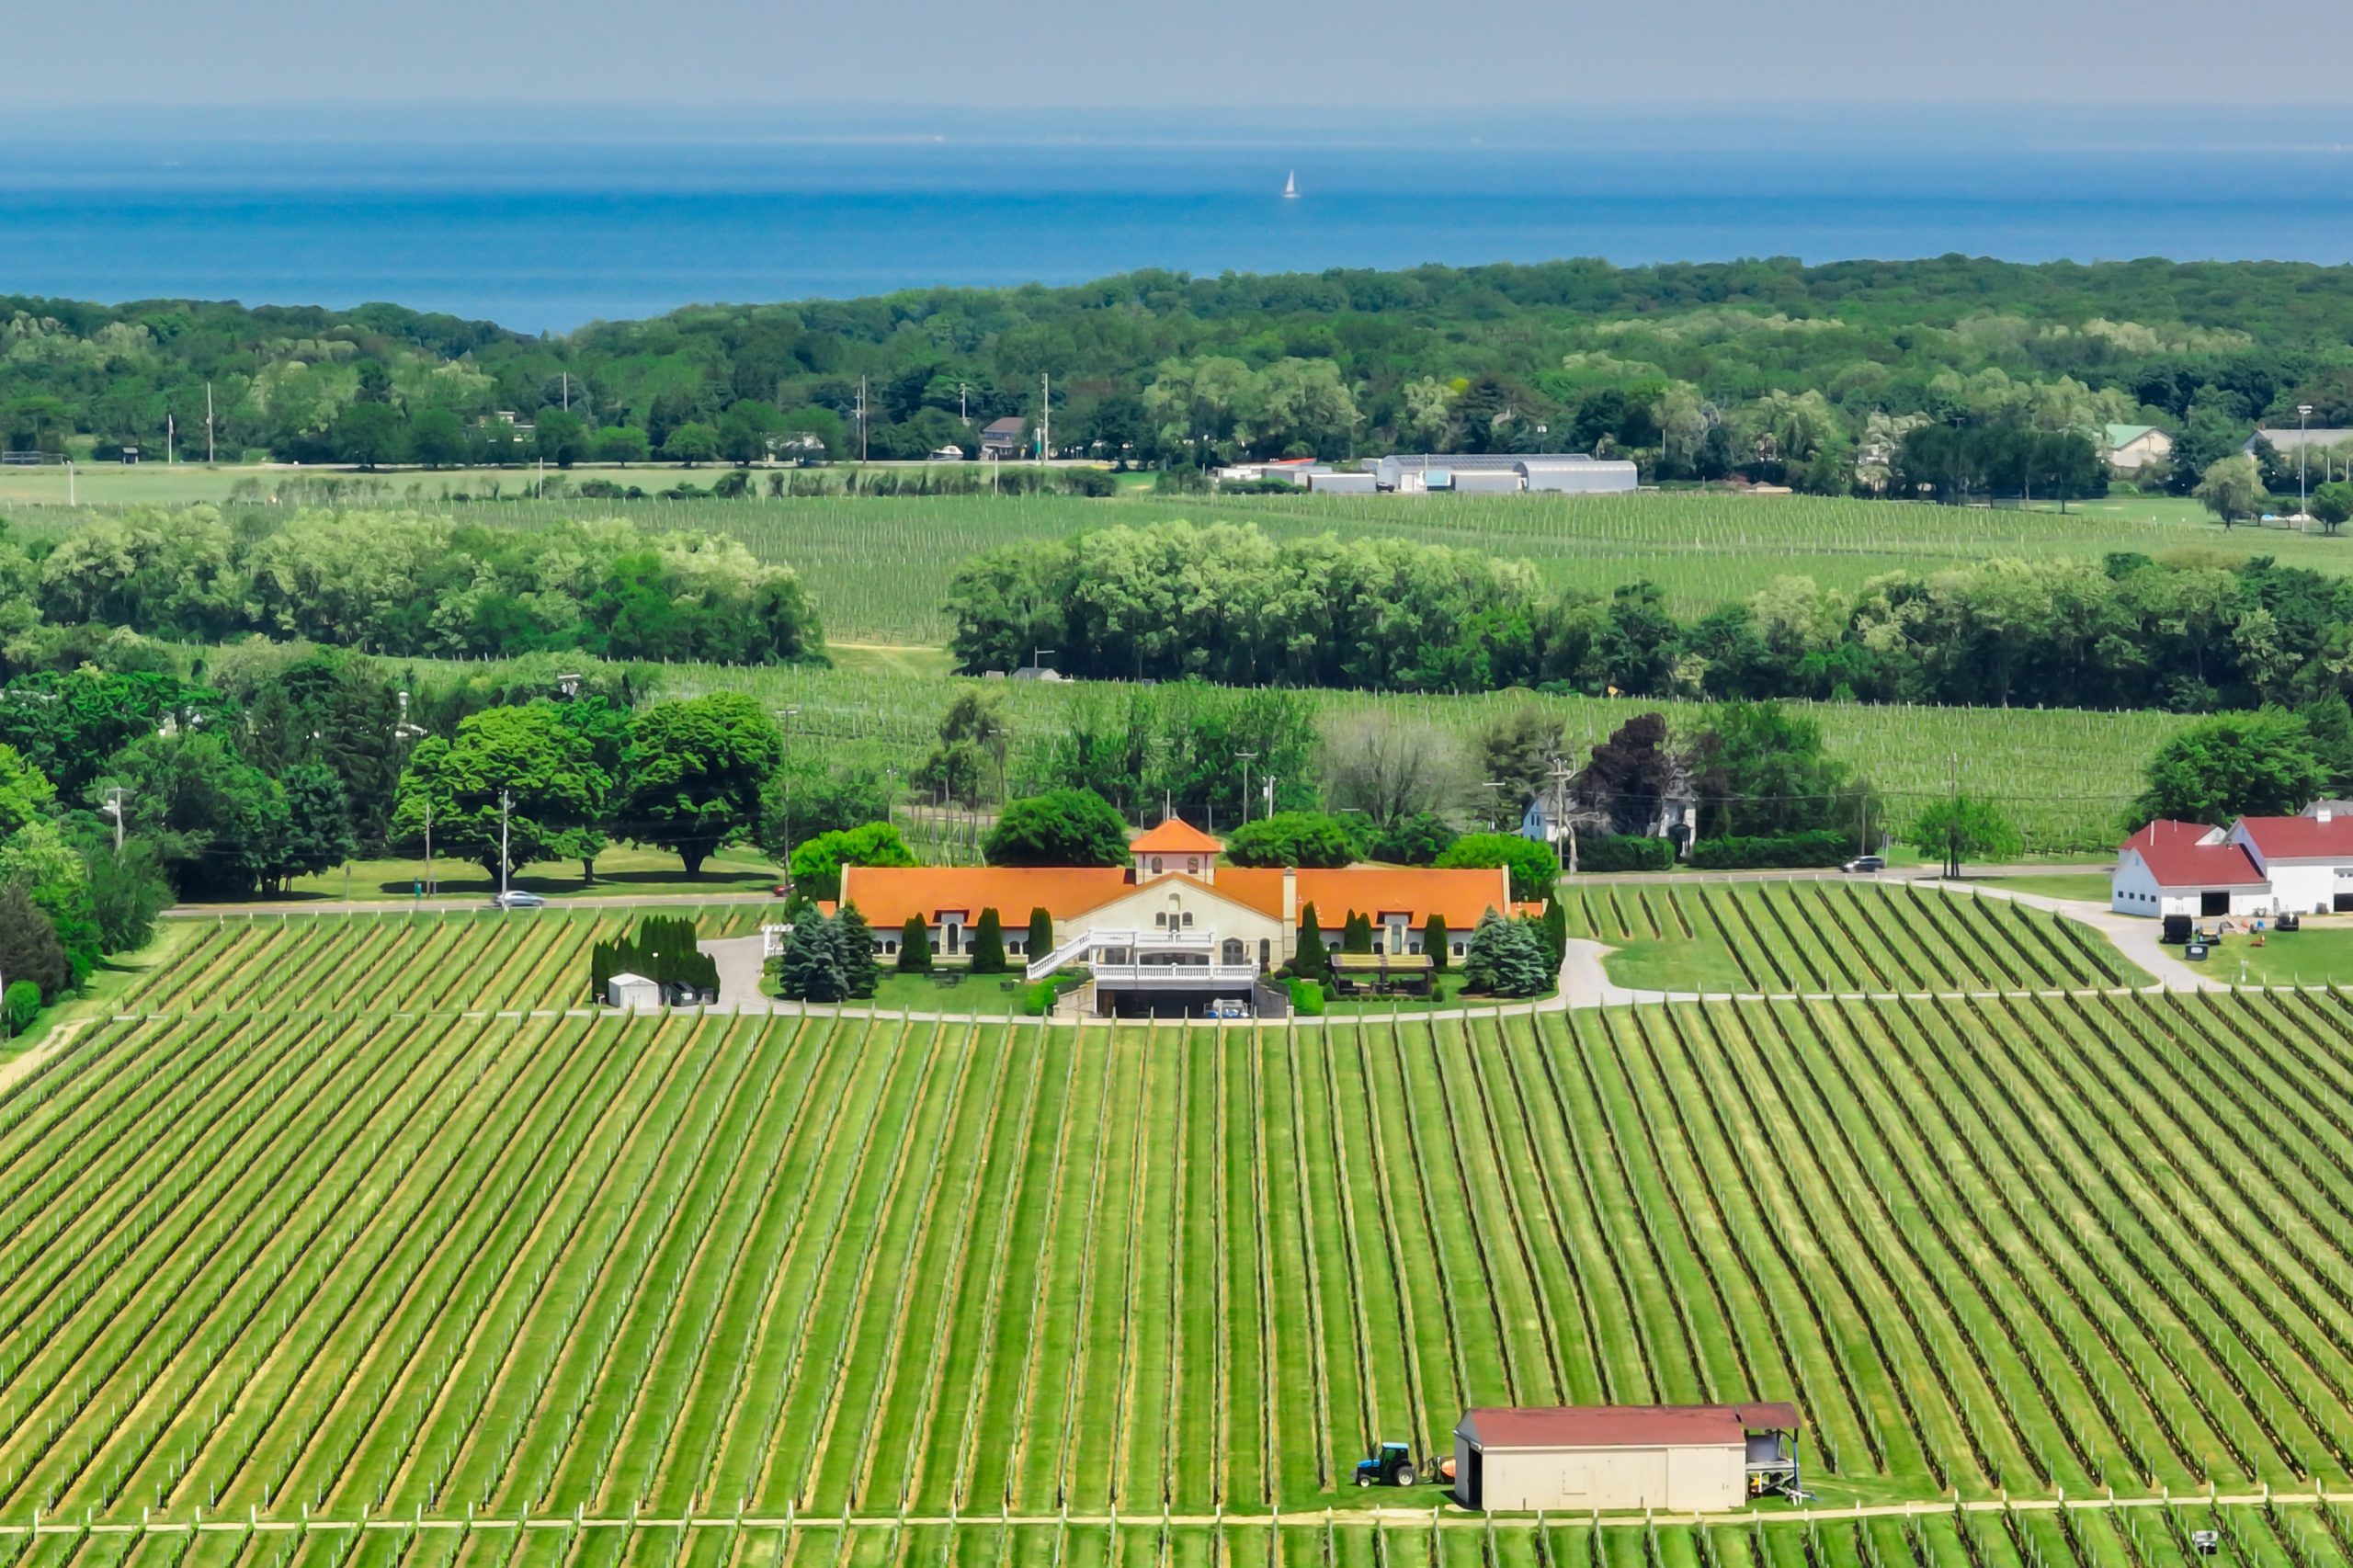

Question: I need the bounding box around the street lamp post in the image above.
[1234,752,1257,827]
[2300,404,2315,521]
[1483,779,1508,831]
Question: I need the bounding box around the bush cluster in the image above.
[1685,830,1852,869]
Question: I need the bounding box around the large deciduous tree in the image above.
[983,790,1130,868]
[621,693,787,875]
[1908,793,2023,879]
[2131,710,2324,827]
[392,703,611,883]
[1224,812,1360,869]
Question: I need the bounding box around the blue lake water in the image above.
[5,111,2353,333]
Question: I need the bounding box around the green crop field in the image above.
[0,1506,2341,1568]
[1557,881,2149,994]
[6,880,2353,1551]
[7,484,2345,645]
[0,1507,2341,1568]
[121,907,768,1012]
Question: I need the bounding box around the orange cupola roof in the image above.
[1130,818,1224,855]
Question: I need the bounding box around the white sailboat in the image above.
[1282,170,1299,199]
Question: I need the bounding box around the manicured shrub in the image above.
[970,907,1006,974]
[898,915,933,972]
[1686,830,1849,869]
[1574,834,1674,872]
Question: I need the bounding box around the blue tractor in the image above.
[1354,1441,1420,1487]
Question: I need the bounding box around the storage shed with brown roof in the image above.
[1453,1404,1802,1513]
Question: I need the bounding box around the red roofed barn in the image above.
[2113,803,2353,918]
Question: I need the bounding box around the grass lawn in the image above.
[1597,931,1754,994]
[1972,871,2115,903]
[2195,923,2353,986]
[863,970,1037,1014]
[270,843,782,903]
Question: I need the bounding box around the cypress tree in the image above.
[1293,902,1329,983]
[1540,898,1569,972]
[1343,912,1374,954]
[971,907,1006,974]
[1027,906,1054,964]
[1424,913,1449,972]
[899,915,934,973]
[835,903,881,998]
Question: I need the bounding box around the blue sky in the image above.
[5,0,2328,109]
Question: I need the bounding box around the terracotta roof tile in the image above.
[1294,867,1513,928]
[1131,819,1224,854]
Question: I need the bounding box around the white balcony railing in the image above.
[1093,961,1260,988]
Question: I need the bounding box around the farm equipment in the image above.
[1354,1442,1421,1487]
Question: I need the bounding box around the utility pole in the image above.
[1039,373,1050,463]
[205,382,215,465]
[1546,758,1575,874]
[562,371,570,414]
[166,413,175,466]
[423,797,434,898]
[102,788,130,855]
[1235,753,1257,827]
[857,378,869,463]
[498,790,513,904]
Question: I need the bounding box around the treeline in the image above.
[0,647,844,901]
[10,508,821,665]
[8,256,2353,491]
[948,520,2353,711]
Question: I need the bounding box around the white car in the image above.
[489,891,547,909]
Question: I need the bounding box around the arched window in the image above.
[1151,856,1164,875]
[1222,938,1245,965]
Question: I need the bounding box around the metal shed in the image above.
[607,971,663,1010]
[1453,1403,1802,1513]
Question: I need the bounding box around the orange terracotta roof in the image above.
[837,862,1513,933]
[1130,818,1224,854]
[837,866,1133,929]
[1294,867,1513,929]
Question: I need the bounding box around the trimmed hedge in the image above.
[1686,830,1850,869]
[1575,835,1674,873]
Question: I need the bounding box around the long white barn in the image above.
[2112,804,2353,917]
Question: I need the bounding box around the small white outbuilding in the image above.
[606,971,663,1010]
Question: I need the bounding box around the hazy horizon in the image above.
[5,0,2348,112]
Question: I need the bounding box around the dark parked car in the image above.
[1842,855,1886,874]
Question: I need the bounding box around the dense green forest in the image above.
[6,256,2353,490]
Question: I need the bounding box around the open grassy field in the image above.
[1557,881,2149,994]
[6,483,2345,644]
[7,887,2353,1532]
